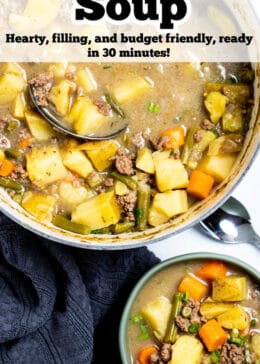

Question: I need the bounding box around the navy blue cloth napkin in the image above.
[0,213,160,364]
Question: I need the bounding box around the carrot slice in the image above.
[178,274,208,302]
[196,261,228,280]
[160,127,185,149]
[137,346,158,364]
[19,137,31,149]
[199,319,228,352]
[0,159,15,176]
[187,170,215,199]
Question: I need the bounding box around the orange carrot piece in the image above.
[196,261,228,281]
[160,127,185,149]
[137,346,158,364]
[0,159,15,177]
[187,170,215,199]
[19,137,31,149]
[199,319,228,352]
[178,274,208,302]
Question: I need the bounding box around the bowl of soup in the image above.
[119,253,260,364]
[0,62,259,249]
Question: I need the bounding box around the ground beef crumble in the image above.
[94,98,110,116]
[175,316,190,332]
[193,130,204,143]
[29,72,53,107]
[132,132,145,149]
[149,135,169,151]
[95,178,114,194]
[201,119,215,130]
[111,148,135,176]
[220,343,245,364]
[175,298,206,333]
[149,343,172,364]
[116,191,137,222]
[65,71,75,81]
[11,164,28,180]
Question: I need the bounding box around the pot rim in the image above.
[0,65,259,250]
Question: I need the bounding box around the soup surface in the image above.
[128,259,260,364]
[0,62,254,235]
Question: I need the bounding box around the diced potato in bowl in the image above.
[119,254,260,364]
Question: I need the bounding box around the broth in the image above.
[0,62,254,235]
[128,259,260,364]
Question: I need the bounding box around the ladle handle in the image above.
[252,232,260,248]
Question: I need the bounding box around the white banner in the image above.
[0,0,259,62]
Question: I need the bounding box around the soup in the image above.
[0,62,254,235]
[128,259,260,364]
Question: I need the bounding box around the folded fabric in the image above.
[0,213,160,364]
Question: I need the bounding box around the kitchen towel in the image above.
[0,213,160,364]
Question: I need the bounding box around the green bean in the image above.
[5,148,21,160]
[182,306,192,318]
[87,173,104,188]
[52,215,90,235]
[113,221,135,234]
[105,93,125,118]
[180,126,200,165]
[91,227,111,234]
[164,292,183,344]
[111,171,137,190]
[187,130,216,170]
[136,183,151,231]
[222,109,243,133]
[7,120,19,132]
[0,177,23,192]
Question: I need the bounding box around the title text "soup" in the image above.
[74,0,190,30]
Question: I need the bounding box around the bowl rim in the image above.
[119,252,260,364]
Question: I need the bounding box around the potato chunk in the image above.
[25,111,55,141]
[170,335,203,364]
[198,153,237,183]
[148,190,188,227]
[111,77,152,104]
[4,62,25,77]
[78,140,118,171]
[26,145,68,187]
[200,302,233,319]
[49,80,75,115]
[251,334,260,358]
[148,206,169,227]
[62,149,93,178]
[140,296,171,341]
[76,68,97,93]
[71,191,121,230]
[223,84,250,104]
[22,192,57,222]
[136,148,155,174]
[9,0,61,32]
[204,91,227,124]
[13,93,26,119]
[66,96,107,136]
[59,182,93,213]
[212,276,247,302]
[153,151,189,192]
[0,73,26,104]
[217,305,249,330]
[48,62,68,78]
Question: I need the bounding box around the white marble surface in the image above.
[149,150,260,271]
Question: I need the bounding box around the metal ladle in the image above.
[200,196,260,248]
[29,85,128,141]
